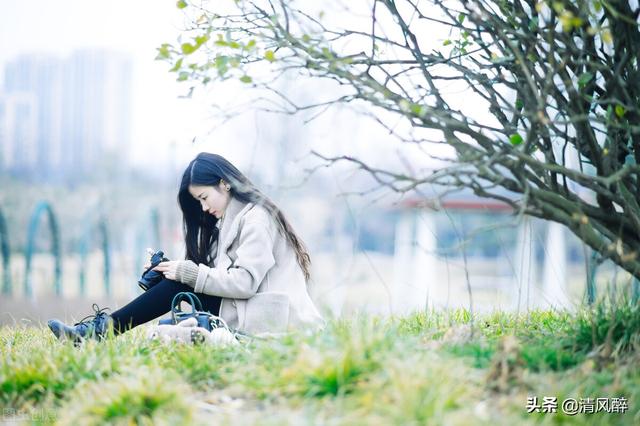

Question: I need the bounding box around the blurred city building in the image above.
[0,50,132,181]
[0,92,38,172]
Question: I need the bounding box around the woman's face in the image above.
[188,182,231,219]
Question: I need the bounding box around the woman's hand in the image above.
[153,261,181,281]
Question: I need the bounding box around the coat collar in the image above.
[218,196,254,249]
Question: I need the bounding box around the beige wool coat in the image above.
[191,197,324,336]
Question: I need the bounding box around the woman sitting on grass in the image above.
[48,152,323,343]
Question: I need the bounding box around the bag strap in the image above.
[170,292,204,323]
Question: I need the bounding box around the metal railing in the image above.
[78,214,111,297]
[0,201,162,298]
[0,207,10,295]
[24,201,62,297]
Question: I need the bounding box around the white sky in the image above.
[0,0,462,187]
[0,0,215,170]
[0,0,387,182]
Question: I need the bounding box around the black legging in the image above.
[110,279,221,334]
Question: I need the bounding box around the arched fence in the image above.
[1,201,163,299]
[0,207,10,295]
[24,201,62,297]
[0,199,638,304]
[78,214,111,297]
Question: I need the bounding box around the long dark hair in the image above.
[178,152,311,281]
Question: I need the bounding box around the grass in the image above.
[1,297,639,425]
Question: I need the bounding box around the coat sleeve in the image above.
[192,218,276,299]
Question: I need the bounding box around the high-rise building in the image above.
[0,93,38,175]
[62,50,133,175]
[3,55,63,179]
[2,49,133,180]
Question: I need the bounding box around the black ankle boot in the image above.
[48,304,114,345]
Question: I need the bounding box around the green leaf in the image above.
[321,47,333,58]
[194,35,209,47]
[528,17,539,31]
[155,44,171,60]
[515,99,524,110]
[177,71,189,82]
[239,75,253,83]
[176,0,187,9]
[246,40,257,50]
[302,34,311,43]
[169,58,183,72]
[264,50,276,62]
[214,55,229,75]
[578,72,593,89]
[615,105,626,118]
[458,13,466,24]
[410,103,427,117]
[559,11,583,32]
[509,133,523,145]
[181,43,196,55]
[443,39,452,46]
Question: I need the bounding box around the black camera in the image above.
[138,249,170,291]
